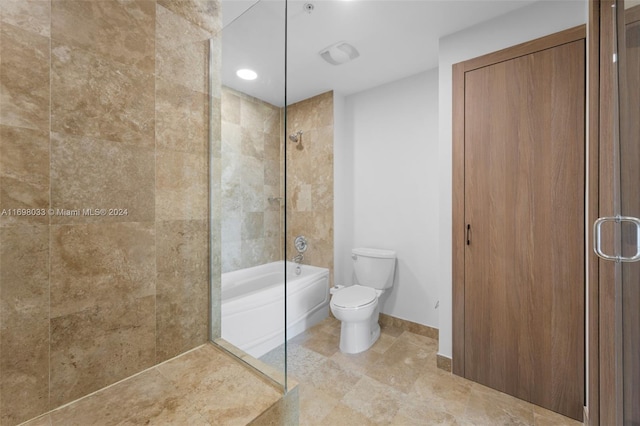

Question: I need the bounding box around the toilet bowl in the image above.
[330,248,396,354]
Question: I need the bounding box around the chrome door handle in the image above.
[593,215,640,262]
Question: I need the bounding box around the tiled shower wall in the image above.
[221,86,282,272]
[220,89,333,281]
[286,91,334,285]
[0,1,221,424]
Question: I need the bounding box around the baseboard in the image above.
[437,354,452,372]
[379,313,439,340]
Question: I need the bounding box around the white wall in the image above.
[338,69,441,328]
[436,0,588,359]
[333,92,353,289]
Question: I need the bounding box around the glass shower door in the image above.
[594,0,640,423]
[618,1,640,423]
[216,0,288,390]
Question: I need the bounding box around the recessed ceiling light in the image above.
[236,68,257,80]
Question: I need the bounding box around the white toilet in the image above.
[330,248,396,354]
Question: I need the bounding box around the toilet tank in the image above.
[352,248,397,290]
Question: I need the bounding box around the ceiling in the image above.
[221,0,538,106]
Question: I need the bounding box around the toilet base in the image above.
[339,318,381,354]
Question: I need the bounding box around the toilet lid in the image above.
[332,285,377,308]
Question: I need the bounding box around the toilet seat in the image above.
[331,285,377,309]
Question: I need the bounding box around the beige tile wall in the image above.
[0,1,221,424]
[286,91,334,284]
[220,89,334,281]
[221,87,283,273]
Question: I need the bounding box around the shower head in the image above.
[289,131,303,143]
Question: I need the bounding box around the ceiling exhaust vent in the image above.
[319,41,360,66]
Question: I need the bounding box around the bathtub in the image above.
[221,261,330,358]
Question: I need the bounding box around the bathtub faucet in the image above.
[292,253,304,264]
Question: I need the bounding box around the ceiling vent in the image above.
[319,41,360,66]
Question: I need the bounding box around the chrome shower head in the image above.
[289,131,303,143]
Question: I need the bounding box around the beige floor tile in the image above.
[461,382,535,426]
[298,383,341,426]
[304,358,362,399]
[39,344,282,426]
[410,368,472,417]
[157,346,281,425]
[26,316,582,426]
[330,346,383,376]
[286,343,328,381]
[297,327,340,358]
[49,368,198,426]
[533,404,583,426]
[380,323,404,338]
[365,355,421,394]
[316,401,380,426]
[20,415,52,426]
[370,332,398,354]
[318,318,341,337]
[394,404,463,425]
[379,334,435,372]
[341,376,406,424]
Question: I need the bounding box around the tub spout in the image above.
[292,253,304,264]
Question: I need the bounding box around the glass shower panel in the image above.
[216,0,288,388]
[616,0,640,423]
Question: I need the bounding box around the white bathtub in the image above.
[221,261,330,358]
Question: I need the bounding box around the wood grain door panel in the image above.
[463,40,585,420]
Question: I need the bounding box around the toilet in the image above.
[330,248,397,354]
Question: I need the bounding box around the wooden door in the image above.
[459,35,585,420]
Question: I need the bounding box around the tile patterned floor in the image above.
[19,319,584,426]
[21,344,282,426]
[261,316,583,426]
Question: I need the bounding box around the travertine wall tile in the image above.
[156,3,211,48]
[156,38,208,94]
[49,222,156,319]
[50,132,155,224]
[156,0,221,35]
[0,125,49,225]
[0,1,222,422]
[156,220,209,361]
[221,87,283,273]
[156,78,209,154]
[51,0,155,74]
[50,295,156,407]
[286,91,334,285]
[0,224,49,425]
[1,0,50,37]
[156,148,209,221]
[222,89,241,125]
[0,7,52,424]
[0,22,50,130]
[51,41,155,146]
[242,127,265,159]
